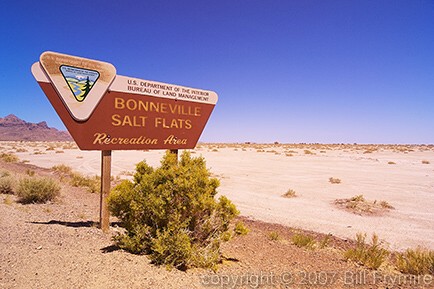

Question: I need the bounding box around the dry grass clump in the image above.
[234,221,249,236]
[388,161,396,165]
[62,142,78,150]
[25,169,35,176]
[395,247,434,275]
[15,148,28,153]
[268,231,280,241]
[304,150,314,155]
[291,233,316,249]
[379,200,394,209]
[51,164,100,193]
[0,152,19,163]
[282,188,297,198]
[3,195,13,205]
[70,173,100,193]
[16,176,61,204]
[0,170,11,178]
[319,234,332,249]
[422,160,430,164]
[344,233,389,269]
[329,177,341,184]
[334,195,394,215]
[362,146,379,154]
[52,164,73,175]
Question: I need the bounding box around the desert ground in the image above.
[6,141,434,251]
[1,141,433,288]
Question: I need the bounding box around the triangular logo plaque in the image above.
[60,65,100,102]
[39,51,116,121]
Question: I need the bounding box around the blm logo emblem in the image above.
[60,65,100,102]
[38,51,116,121]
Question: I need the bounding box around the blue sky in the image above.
[1,0,433,144]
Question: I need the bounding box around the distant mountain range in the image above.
[0,114,72,141]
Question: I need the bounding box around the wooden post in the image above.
[100,150,112,233]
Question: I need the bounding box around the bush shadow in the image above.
[30,220,121,228]
[30,220,97,227]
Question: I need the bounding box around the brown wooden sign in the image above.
[31,51,218,150]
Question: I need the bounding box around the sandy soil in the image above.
[6,142,434,251]
[1,142,433,288]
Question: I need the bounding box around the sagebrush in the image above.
[108,151,239,270]
[16,176,61,204]
[0,175,15,194]
[0,170,15,194]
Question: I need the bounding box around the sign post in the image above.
[32,51,218,232]
[100,150,111,232]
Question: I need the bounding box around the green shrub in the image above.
[108,151,239,270]
[344,233,389,269]
[395,247,434,275]
[16,176,61,204]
